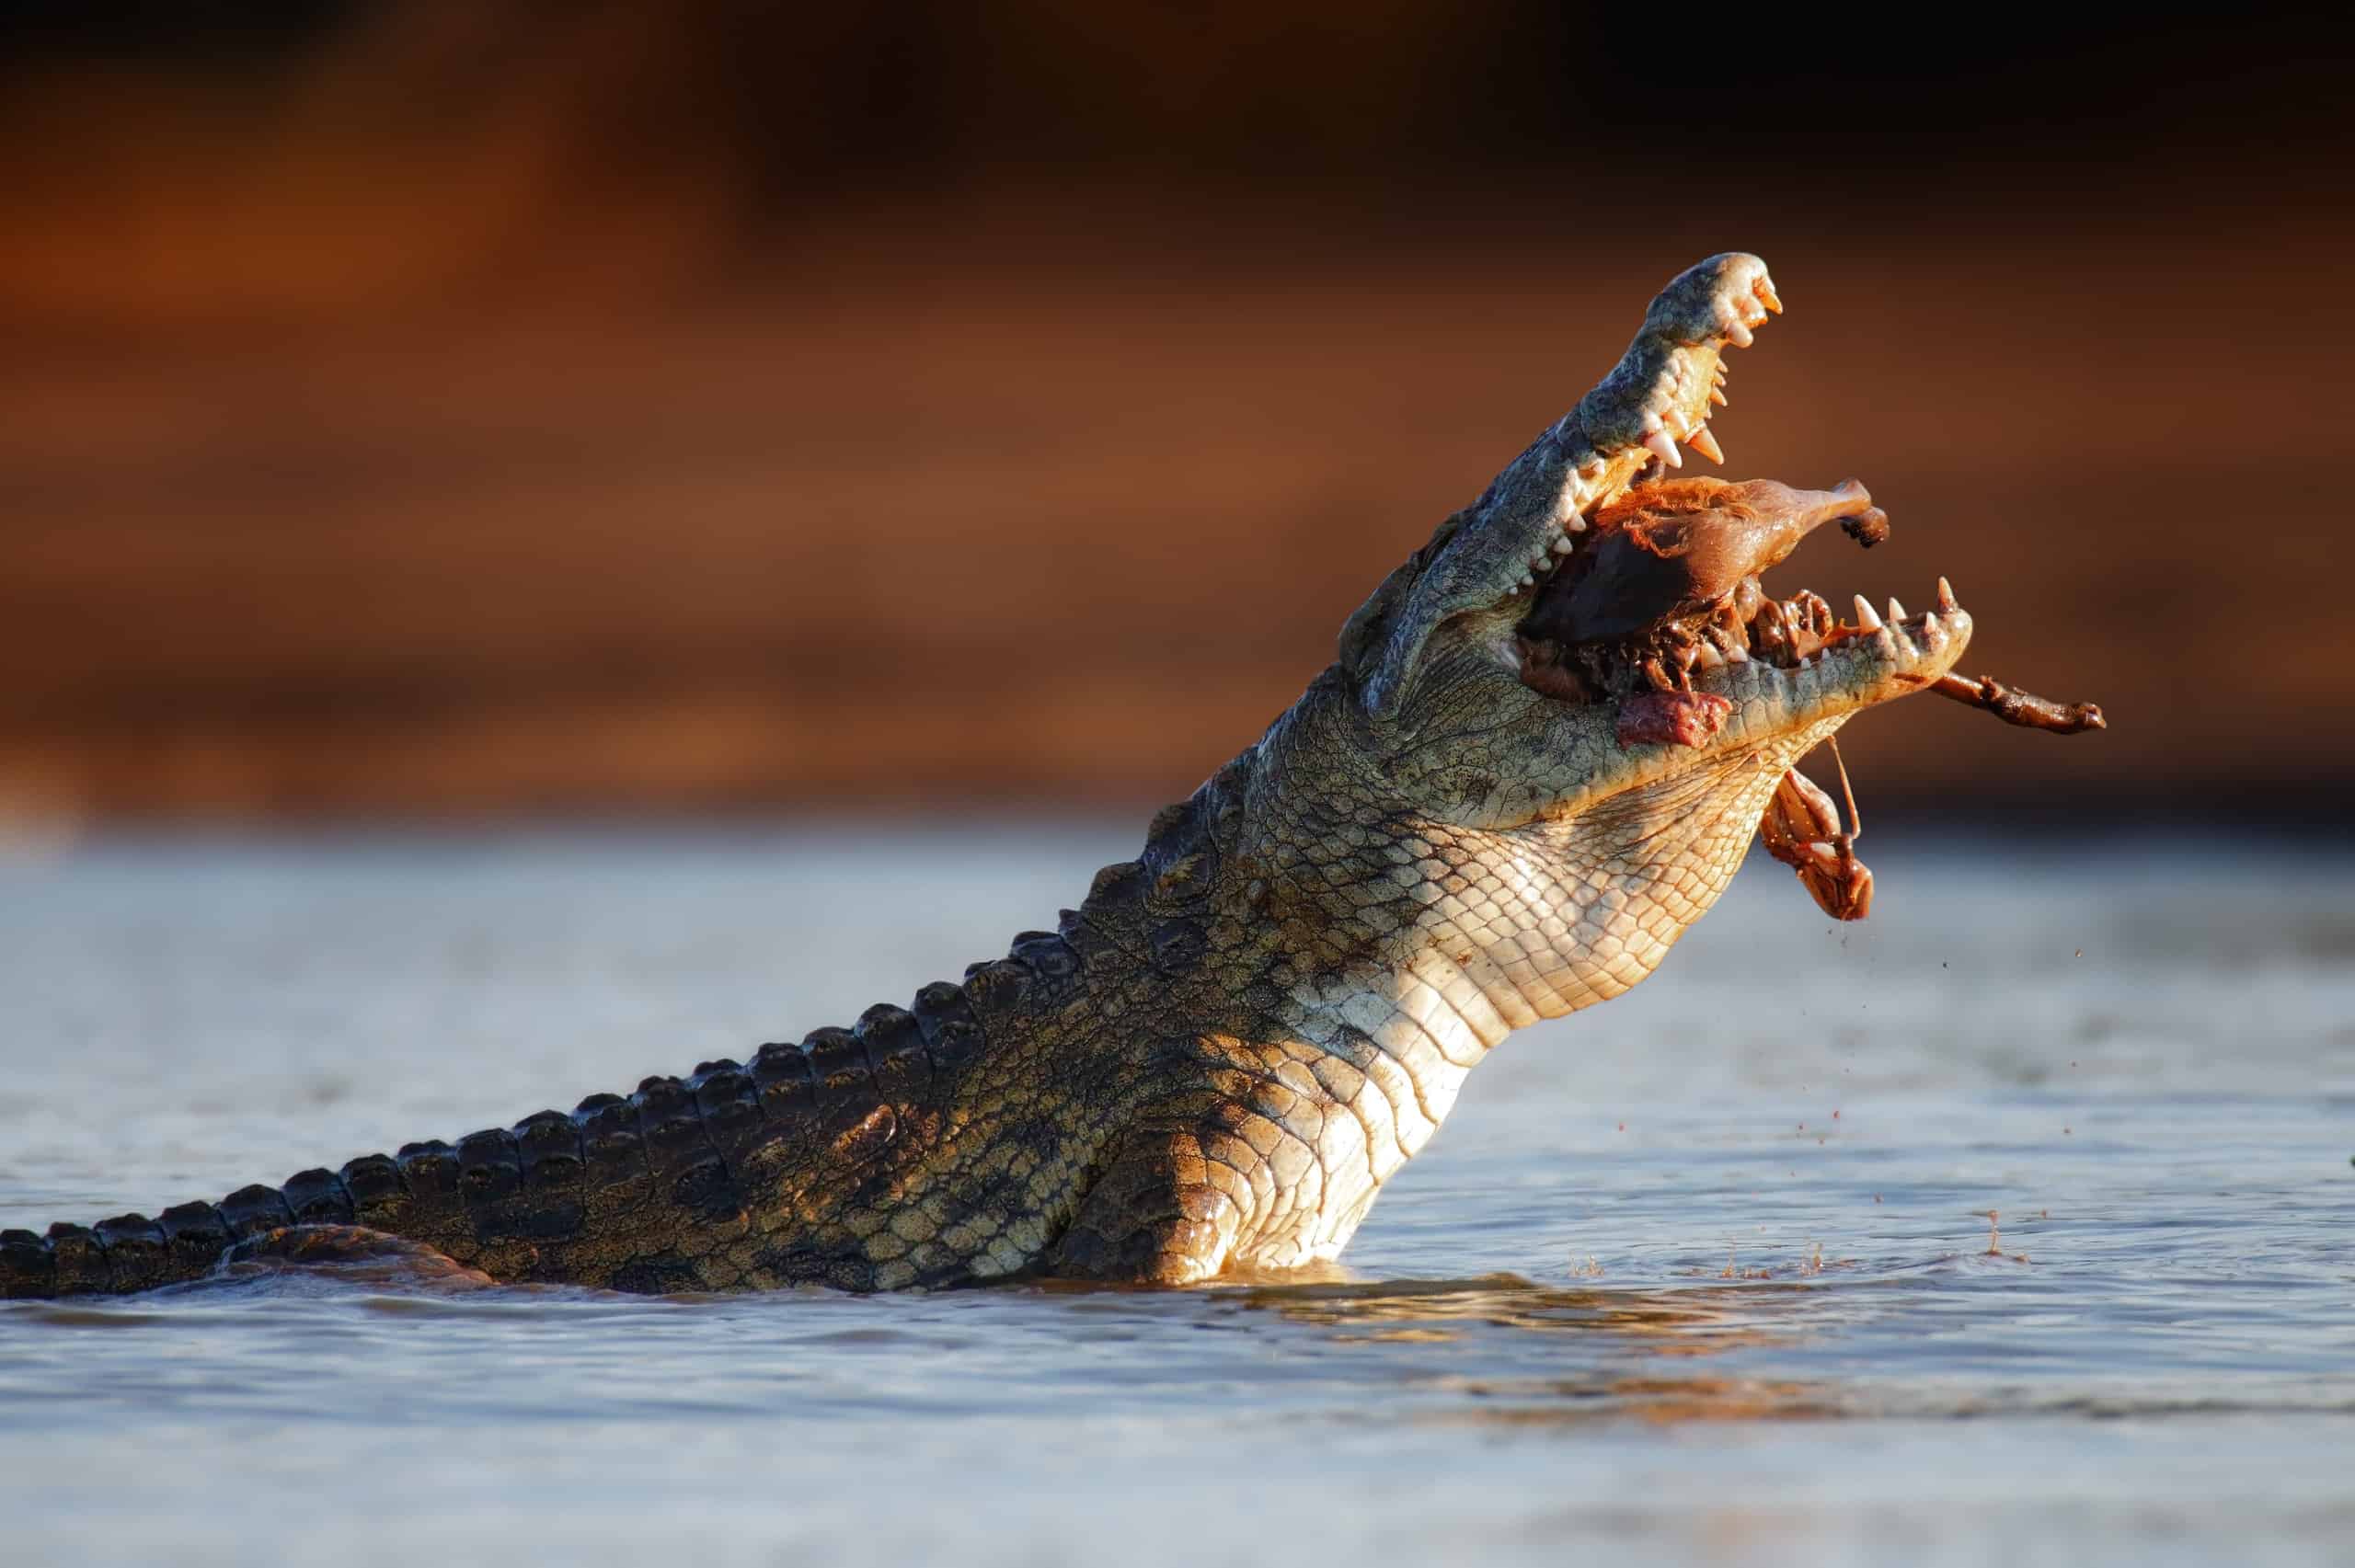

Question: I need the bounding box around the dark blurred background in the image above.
[3,3,2348,824]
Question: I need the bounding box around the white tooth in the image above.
[1888,597,1907,623]
[1852,594,1883,632]
[1552,534,1577,554]
[1641,410,1664,433]
[1642,429,1682,466]
[1936,576,1958,611]
[1725,642,1748,662]
[1563,515,1587,532]
[1694,642,1724,668]
[1708,386,1729,407]
[1518,573,1534,588]
[1724,319,1754,349]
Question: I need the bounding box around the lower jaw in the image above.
[1557,605,1972,755]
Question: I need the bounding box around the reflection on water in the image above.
[0,828,2350,1565]
[1231,1274,1835,1424]
[1232,1273,1760,1346]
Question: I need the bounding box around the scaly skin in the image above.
[0,254,1974,1297]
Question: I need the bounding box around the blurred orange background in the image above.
[4,4,2348,823]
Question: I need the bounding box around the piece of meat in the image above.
[1522,476,1882,647]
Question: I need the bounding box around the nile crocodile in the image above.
[2,254,2008,1297]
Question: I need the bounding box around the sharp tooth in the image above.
[1754,277,1784,314]
[1686,427,1725,464]
[1936,576,1958,611]
[1641,429,1682,466]
[1552,533,1577,554]
[1708,386,1729,407]
[1888,597,1907,623]
[1724,319,1754,349]
[1518,573,1534,588]
[1852,594,1883,632]
[1694,641,1724,668]
[1563,514,1587,532]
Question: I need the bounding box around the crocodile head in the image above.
[1246,255,1973,1025]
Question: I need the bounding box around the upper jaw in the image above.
[1557,253,1777,513]
[1343,253,1783,717]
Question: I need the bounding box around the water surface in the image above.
[3,828,2349,1564]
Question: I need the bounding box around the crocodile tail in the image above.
[0,1135,532,1297]
[0,1185,274,1299]
[0,1033,940,1299]
[0,966,1012,1299]
[0,1138,503,1298]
